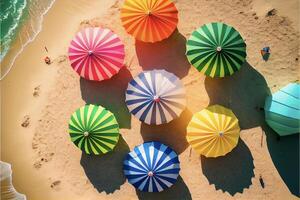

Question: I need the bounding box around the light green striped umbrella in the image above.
[186,22,246,78]
[69,104,119,155]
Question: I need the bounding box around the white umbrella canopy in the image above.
[126,69,186,125]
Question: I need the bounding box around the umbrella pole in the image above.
[261,129,264,147]
[259,174,265,188]
[188,147,192,161]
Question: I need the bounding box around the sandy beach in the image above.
[1,0,299,199]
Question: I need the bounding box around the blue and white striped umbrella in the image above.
[125,70,186,125]
[123,141,180,192]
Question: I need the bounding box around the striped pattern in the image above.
[126,70,186,125]
[264,83,300,136]
[120,0,178,43]
[186,22,246,78]
[186,105,240,157]
[69,104,119,155]
[123,141,180,192]
[68,27,125,81]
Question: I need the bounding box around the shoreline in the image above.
[0,0,55,80]
[0,0,27,61]
[1,0,116,199]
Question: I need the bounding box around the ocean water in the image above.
[0,0,55,79]
[0,0,27,61]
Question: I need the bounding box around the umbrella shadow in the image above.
[204,62,271,129]
[80,67,132,129]
[200,139,254,195]
[80,135,129,194]
[136,176,192,200]
[263,124,299,197]
[140,109,193,154]
[135,29,191,79]
[205,62,299,197]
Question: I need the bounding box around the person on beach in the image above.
[44,56,51,65]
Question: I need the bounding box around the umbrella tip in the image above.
[83,132,89,137]
[216,46,222,52]
[219,132,224,136]
[88,50,93,55]
[153,95,160,102]
[147,10,152,15]
[148,171,154,177]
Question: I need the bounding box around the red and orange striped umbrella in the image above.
[68,27,125,81]
[120,0,178,43]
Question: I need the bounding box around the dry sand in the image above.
[1,0,300,200]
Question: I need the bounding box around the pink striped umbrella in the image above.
[68,28,125,81]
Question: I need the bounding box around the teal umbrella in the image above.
[186,22,246,78]
[264,83,300,136]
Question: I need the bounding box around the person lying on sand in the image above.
[44,56,51,65]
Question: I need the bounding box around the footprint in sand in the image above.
[21,115,30,128]
[33,86,40,97]
[266,8,277,17]
[50,180,61,190]
[33,153,55,169]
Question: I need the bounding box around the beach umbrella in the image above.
[69,104,119,155]
[120,0,178,43]
[123,141,180,192]
[264,83,300,136]
[125,69,186,125]
[186,22,247,78]
[68,27,125,81]
[186,105,240,157]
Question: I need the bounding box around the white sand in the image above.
[1,0,299,199]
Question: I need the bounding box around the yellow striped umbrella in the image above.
[186,105,240,157]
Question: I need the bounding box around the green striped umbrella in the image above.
[186,22,246,78]
[69,104,119,155]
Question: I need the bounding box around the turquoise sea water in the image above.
[0,0,27,61]
[0,0,54,79]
